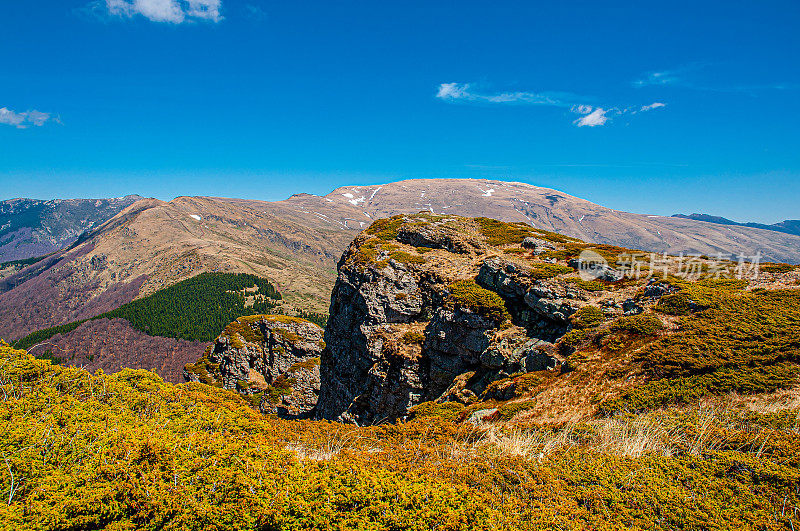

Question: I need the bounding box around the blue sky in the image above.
[1,1,798,223]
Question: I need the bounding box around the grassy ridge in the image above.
[602,281,800,412]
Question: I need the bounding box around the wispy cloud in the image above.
[633,65,797,93]
[0,108,55,129]
[244,3,267,21]
[633,70,681,87]
[436,83,665,128]
[91,0,223,23]
[436,83,573,107]
[639,102,667,112]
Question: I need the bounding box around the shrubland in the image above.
[2,343,800,530]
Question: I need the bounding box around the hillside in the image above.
[0,196,351,341]
[0,195,141,263]
[11,272,286,383]
[4,337,800,528]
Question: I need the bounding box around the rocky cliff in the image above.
[315,215,645,424]
[184,315,324,419]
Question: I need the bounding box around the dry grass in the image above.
[285,426,379,461]
[444,394,800,463]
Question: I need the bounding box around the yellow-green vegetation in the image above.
[401,330,425,344]
[365,215,406,241]
[760,262,797,274]
[475,218,536,246]
[448,280,511,323]
[655,291,696,315]
[604,284,800,413]
[539,242,636,263]
[3,343,800,529]
[265,373,297,402]
[287,357,321,372]
[563,277,606,292]
[183,352,222,387]
[223,319,265,344]
[389,250,426,265]
[407,401,465,422]
[528,262,573,279]
[569,305,605,329]
[502,247,526,254]
[610,313,665,335]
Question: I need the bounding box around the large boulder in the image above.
[184,315,324,419]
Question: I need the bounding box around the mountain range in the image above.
[0,195,142,263]
[672,213,800,237]
[2,178,800,381]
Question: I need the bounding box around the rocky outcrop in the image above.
[184,315,324,418]
[316,214,599,425]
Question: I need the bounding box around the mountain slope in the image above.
[0,195,142,263]
[0,196,353,341]
[316,179,800,263]
[673,213,800,237]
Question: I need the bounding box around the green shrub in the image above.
[365,216,406,241]
[656,292,695,315]
[559,329,591,350]
[475,218,536,246]
[760,262,796,274]
[570,306,604,329]
[401,331,425,344]
[389,251,425,265]
[563,278,606,292]
[407,401,465,422]
[448,280,511,323]
[529,263,573,279]
[610,314,664,336]
[601,363,800,414]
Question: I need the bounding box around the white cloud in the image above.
[571,104,593,115]
[102,0,222,23]
[0,108,53,129]
[639,102,666,112]
[436,83,566,106]
[573,108,609,127]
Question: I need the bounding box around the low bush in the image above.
[529,263,573,279]
[3,344,800,530]
[610,313,664,336]
[570,306,604,329]
[448,280,511,324]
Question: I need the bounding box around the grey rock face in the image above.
[423,308,497,400]
[184,315,324,418]
[261,359,321,419]
[316,249,432,424]
[622,298,644,315]
[478,258,576,341]
[317,244,577,424]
